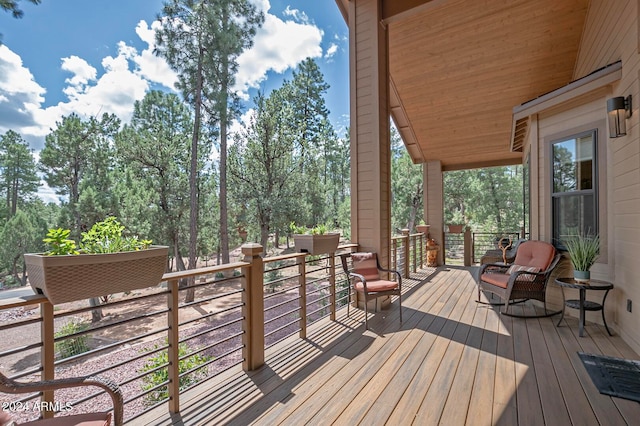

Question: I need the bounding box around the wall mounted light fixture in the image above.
[607,95,632,138]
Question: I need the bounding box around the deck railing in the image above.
[391,229,428,278]
[0,238,426,423]
[444,229,527,265]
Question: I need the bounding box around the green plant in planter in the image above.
[44,216,151,255]
[27,215,166,305]
[563,233,600,281]
[43,228,79,255]
[289,222,329,235]
[290,222,340,255]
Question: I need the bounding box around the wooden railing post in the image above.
[464,227,472,266]
[41,301,55,419]
[411,235,417,273]
[167,278,180,413]
[242,243,264,371]
[401,229,410,278]
[298,255,306,338]
[419,234,425,268]
[329,253,336,321]
[391,239,398,271]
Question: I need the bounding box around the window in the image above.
[551,130,597,247]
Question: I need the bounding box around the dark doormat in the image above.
[579,352,640,403]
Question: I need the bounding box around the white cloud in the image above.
[28,41,151,138]
[283,6,310,24]
[325,43,338,59]
[61,55,97,99]
[0,45,47,136]
[249,0,270,13]
[0,21,179,147]
[1,3,327,148]
[61,56,96,87]
[133,20,178,90]
[229,108,256,139]
[234,10,323,98]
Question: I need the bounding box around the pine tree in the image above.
[0,130,40,219]
[156,1,263,303]
[116,90,194,274]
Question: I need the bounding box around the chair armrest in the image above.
[349,272,368,292]
[479,262,510,275]
[506,269,548,291]
[0,374,123,425]
[509,269,545,280]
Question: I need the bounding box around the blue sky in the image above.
[0,0,349,156]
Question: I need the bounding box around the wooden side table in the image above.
[555,277,613,337]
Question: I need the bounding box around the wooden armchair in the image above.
[340,252,402,329]
[0,370,122,425]
[477,240,561,317]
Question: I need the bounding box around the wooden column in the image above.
[241,243,264,371]
[349,0,392,268]
[40,301,55,419]
[167,278,180,413]
[464,228,472,266]
[424,160,444,265]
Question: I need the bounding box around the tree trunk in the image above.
[185,46,205,304]
[21,263,27,287]
[173,236,188,289]
[260,219,269,251]
[89,297,103,322]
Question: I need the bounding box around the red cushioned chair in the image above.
[340,252,402,329]
[477,240,561,317]
[0,369,122,425]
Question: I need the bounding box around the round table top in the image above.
[555,277,613,290]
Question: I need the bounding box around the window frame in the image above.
[523,152,530,238]
[550,129,598,249]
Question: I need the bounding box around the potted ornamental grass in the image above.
[25,216,168,304]
[290,222,340,255]
[563,233,600,282]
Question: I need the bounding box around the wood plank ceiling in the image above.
[338,0,590,170]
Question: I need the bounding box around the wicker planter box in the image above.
[416,224,430,234]
[293,233,340,255]
[25,246,169,304]
[447,224,465,233]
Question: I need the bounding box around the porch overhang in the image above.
[336,0,590,171]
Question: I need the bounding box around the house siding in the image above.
[529,0,640,352]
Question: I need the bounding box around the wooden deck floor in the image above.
[137,266,640,425]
